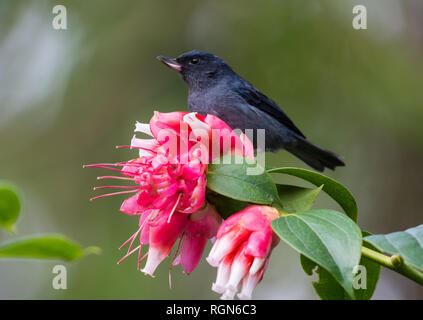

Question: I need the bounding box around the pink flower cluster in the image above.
[87,111,279,299]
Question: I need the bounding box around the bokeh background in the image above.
[1,0,422,299]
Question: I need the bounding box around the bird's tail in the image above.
[285,137,345,172]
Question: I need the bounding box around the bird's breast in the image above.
[188,87,241,117]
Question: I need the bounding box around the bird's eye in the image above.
[190,58,199,65]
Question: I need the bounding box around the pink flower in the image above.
[206,205,280,300]
[132,111,254,164]
[182,112,254,162]
[88,112,210,218]
[174,202,222,274]
[86,111,253,276]
[139,201,221,277]
[141,210,188,276]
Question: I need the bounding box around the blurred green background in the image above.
[1,0,422,299]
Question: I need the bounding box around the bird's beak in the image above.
[157,56,182,72]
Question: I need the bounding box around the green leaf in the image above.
[205,189,250,219]
[300,231,380,300]
[0,181,21,232]
[365,224,423,271]
[267,167,358,222]
[207,156,279,205]
[271,209,362,298]
[0,234,100,261]
[276,184,323,213]
[301,254,347,299]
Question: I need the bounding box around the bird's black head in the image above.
[157,50,232,90]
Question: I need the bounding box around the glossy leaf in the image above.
[0,181,21,232]
[267,167,358,221]
[277,184,322,213]
[365,224,423,271]
[300,231,380,300]
[0,234,100,261]
[207,156,279,205]
[300,254,346,299]
[272,209,362,298]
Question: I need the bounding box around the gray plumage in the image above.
[157,50,344,171]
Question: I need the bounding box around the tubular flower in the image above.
[86,111,250,276]
[206,205,280,300]
[139,200,221,277]
[140,209,188,276]
[174,202,222,274]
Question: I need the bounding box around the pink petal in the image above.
[140,211,187,276]
[120,193,143,215]
[186,202,222,238]
[180,234,208,274]
[150,111,187,139]
[206,226,249,267]
[212,250,235,294]
[139,224,150,245]
[226,243,253,293]
[149,211,187,249]
[245,231,272,258]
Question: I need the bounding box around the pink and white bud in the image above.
[207,205,280,300]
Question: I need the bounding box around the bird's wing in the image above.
[234,80,306,138]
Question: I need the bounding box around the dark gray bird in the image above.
[157,50,344,171]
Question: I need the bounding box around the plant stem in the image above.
[361,246,423,286]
